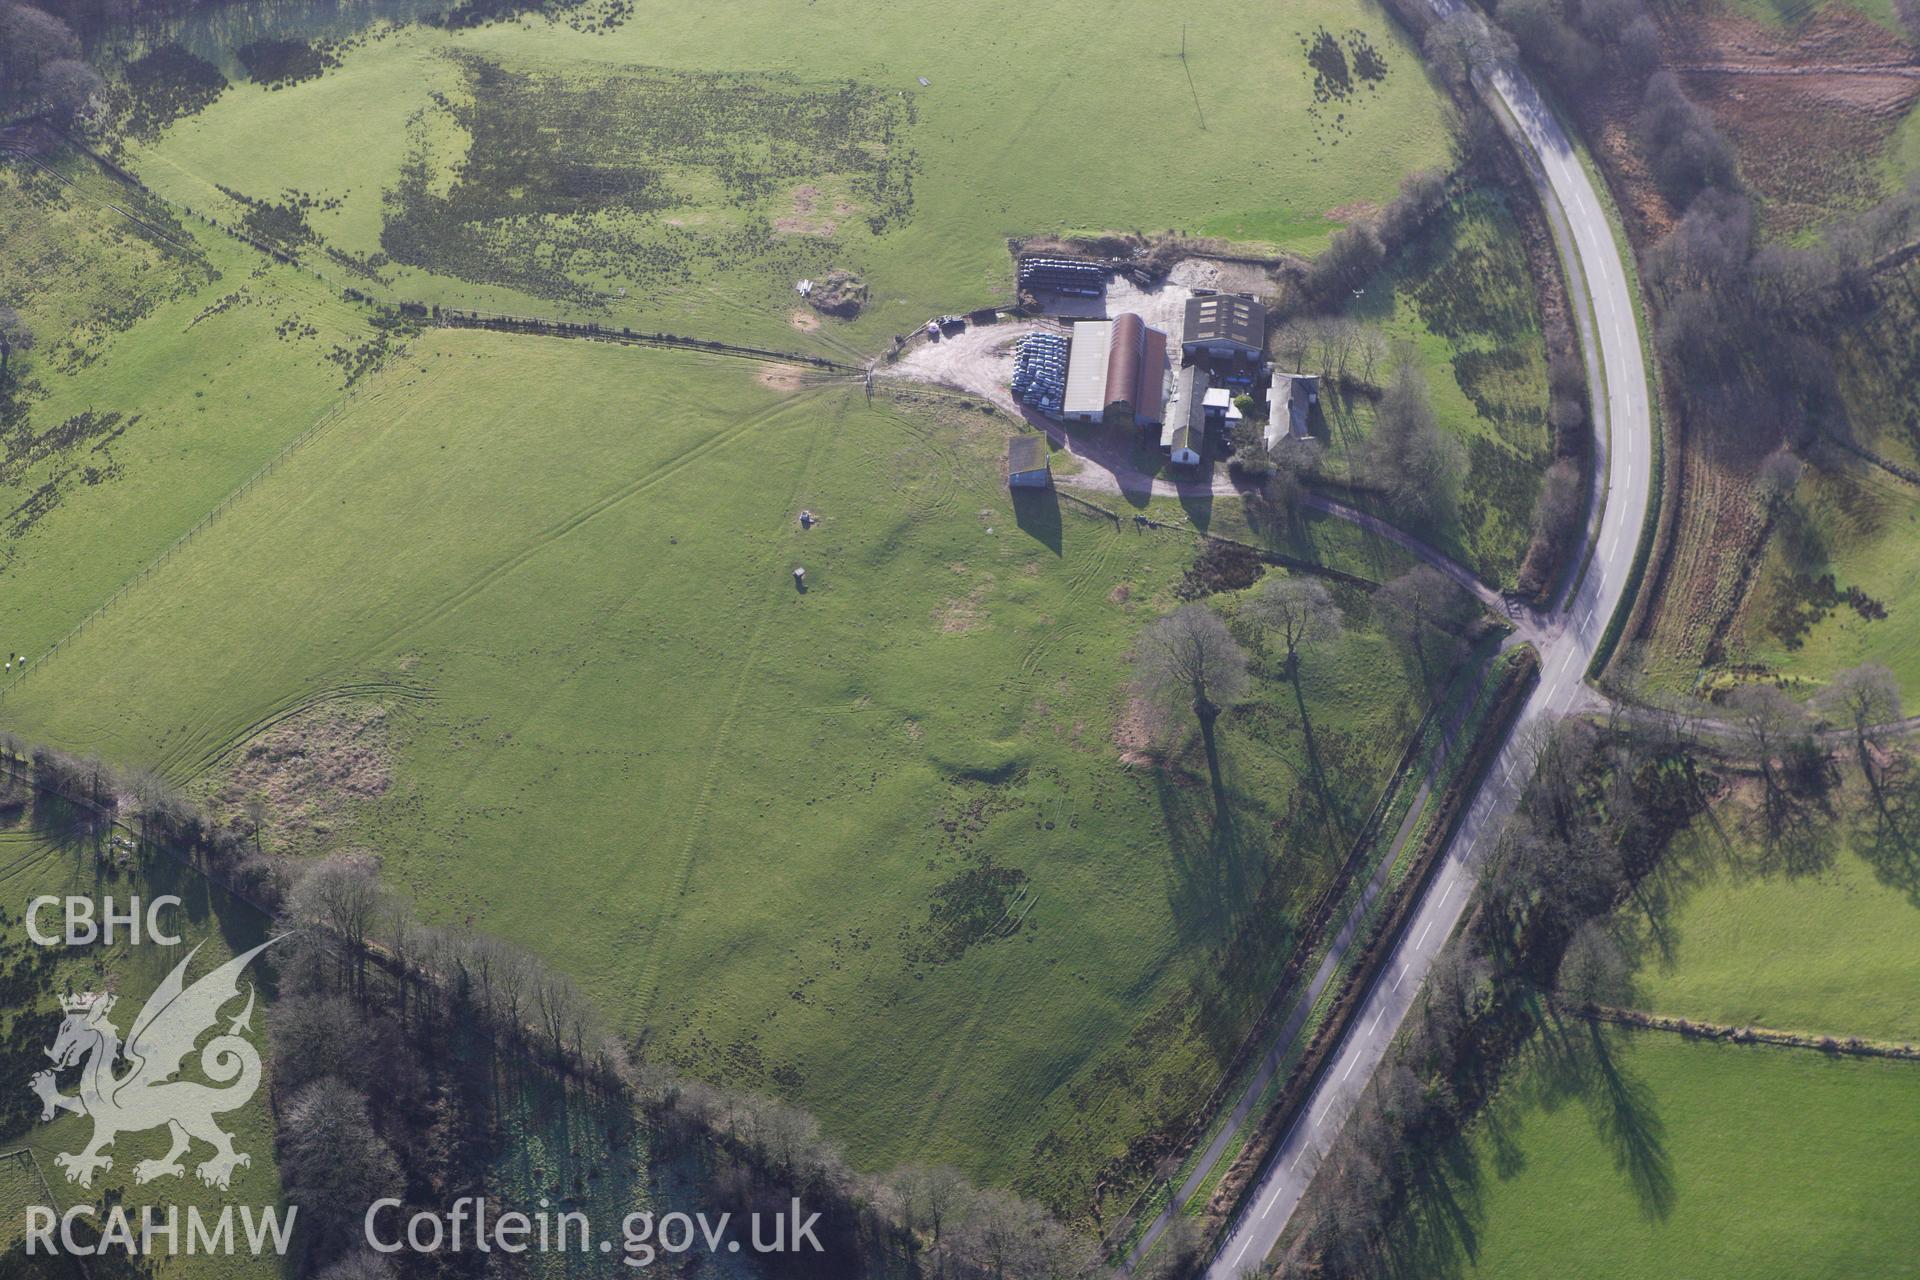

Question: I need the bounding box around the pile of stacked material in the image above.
[1018,258,1106,295]
[1011,331,1070,412]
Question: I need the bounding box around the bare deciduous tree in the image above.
[1424,8,1518,89]
[1249,575,1343,674]
[269,993,370,1093]
[279,1077,400,1264]
[287,853,390,999]
[1378,566,1476,697]
[895,1162,972,1267]
[1725,683,1807,819]
[1556,920,1631,1010]
[1133,604,1250,811]
[1363,359,1464,525]
[1819,662,1902,800]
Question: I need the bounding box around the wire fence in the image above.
[0,394,353,704]
[434,307,864,373]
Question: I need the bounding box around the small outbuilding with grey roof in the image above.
[1007,434,1052,488]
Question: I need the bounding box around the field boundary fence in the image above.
[432,307,865,373]
[0,395,354,704]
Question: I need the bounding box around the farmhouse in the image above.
[1007,434,1052,488]
[1061,313,1168,427]
[1182,293,1265,362]
[1267,370,1319,449]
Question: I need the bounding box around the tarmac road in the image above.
[1205,20,1655,1277]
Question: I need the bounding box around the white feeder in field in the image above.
[794,566,807,582]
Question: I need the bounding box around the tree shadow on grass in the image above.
[1151,735,1334,1063]
[1379,1014,1675,1278]
[1536,1013,1675,1223]
[1853,759,1920,907]
[1377,1124,1488,1280]
[26,790,109,865]
[1152,738,1266,946]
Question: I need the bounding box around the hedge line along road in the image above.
[1205,15,1655,1277]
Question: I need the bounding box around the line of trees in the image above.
[1437,0,1659,97]
[1272,713,1703,1279]
[1128,562,1485,820]
[2,741,1104,1279]
[1361,358,1465,530]
[1291,169,1451,309]
[272,849,1106,1279]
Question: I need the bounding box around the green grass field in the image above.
[1382,1026,1920,1280]
[1735,462,1920,702]
[1312,187,1551,588]
[1601,771,1920,1044]
[0,0,1480,1236]
[1721,0,1900,32]
[0,322,1441,1220]
[117,0,1456,353]
[0,151,407,668]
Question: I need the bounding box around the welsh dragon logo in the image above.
[30,939,277,1190]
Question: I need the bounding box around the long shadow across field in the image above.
[1854,762,1920,906]
[1011,486,1062,555]
[1374,1014,1674,1279]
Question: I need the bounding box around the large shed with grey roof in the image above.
[1267,370,1320,448]
[1182,293,1266,361]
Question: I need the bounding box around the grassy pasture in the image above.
[1599,771,1920,1044]
[1313,188,1551,588]
[0,818,284,1279]
[1733,461,1920,701]
[121,0,1456,352]
[1380,1025,1920,1280]
[0,327,1440,1218]
[1719,263,1920,700]
[0,0,1478,1232]
[1720,0,1901,32]
[0,150,406,669]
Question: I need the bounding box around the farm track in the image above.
[355,384,774,665]
[623,389,845,1025]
